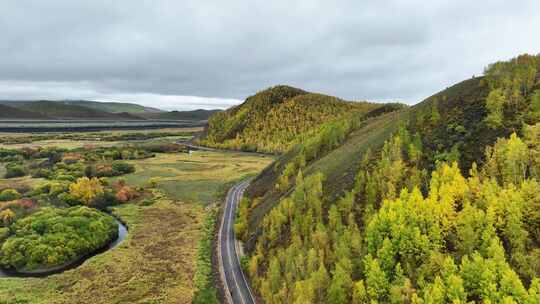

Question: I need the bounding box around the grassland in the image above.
[0,139,273,304]
[0,127,201,149]
[0,175,46,192]
[112,151,273,204]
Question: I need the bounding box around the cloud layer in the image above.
[1,0,539,110]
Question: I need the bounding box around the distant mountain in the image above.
[61,100,162,114]
[0,100,145,120]
[0,104,50,119]
[141,109,221,121]
[0,100,220,121]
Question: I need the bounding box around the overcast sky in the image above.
[1,0,539,110]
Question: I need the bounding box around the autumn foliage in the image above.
[69,177,105,206]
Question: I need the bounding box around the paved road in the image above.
[218,181,256,304]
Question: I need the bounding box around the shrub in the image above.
[148,178,159,188]
[58,193,80,206]
[55,174,76,181]
[94,164,114,177]
[91,162,134,177]
[0,189,20,201]
[140,198,155,206]
[48,181,70,196]
[111,162,135,175]
[15,199,35,209]
[192,209,219,304]
[4,164,26,178]
[0,227,9,242]
[31,168,52,178]
[115,186,140,203]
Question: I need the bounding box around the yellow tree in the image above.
[0,209,15,225]
[483,133,530,185]
[69,177,104,206]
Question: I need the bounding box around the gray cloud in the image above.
[0,0,539,110]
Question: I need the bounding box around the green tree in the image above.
[530,90,540,115]
[0,189,20,201]
[327,262,352,304]
[483,133,530,185]
[364,255,389,302]
[485,88,506,128]
[431,98,441,125]
[352,280,368,304]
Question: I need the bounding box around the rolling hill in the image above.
[221,54,540,303]
[2,100,145,120]
[199,85,404,153]
[61,100,162,114]
[0,104,50,119]
[140,109,221,121]
[0,100,221,121]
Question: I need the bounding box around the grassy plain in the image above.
[0,175,46,192]
[113,151,272,204]
[0,136,273,304]
[0,127,202,149]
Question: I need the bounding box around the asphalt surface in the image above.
[218,181,256,304]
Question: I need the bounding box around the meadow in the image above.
[0,130,273,304]
[0,128,201,149]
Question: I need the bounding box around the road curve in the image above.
[218,181,256,304]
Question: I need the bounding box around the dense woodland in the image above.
[235,54,540,303]
[0,206,117,271]
[200,85,401,153]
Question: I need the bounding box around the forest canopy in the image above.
[200,85,400,153]
[242,54,540,304]
[0,206,118,271]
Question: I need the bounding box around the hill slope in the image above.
[3,101,145,120]
[61,100,162,114]
[238,54,540,303]
[141,109,221,121]
[0,104,50,119]
[200,85,401,153]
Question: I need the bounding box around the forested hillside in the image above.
[239,54,540,303]
[199,85,398,153]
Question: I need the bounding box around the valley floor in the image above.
[0,147,272,303]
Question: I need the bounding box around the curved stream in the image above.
[0,219,128,278]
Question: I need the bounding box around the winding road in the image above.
[218,180,256,304]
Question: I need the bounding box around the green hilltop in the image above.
[199,85,405,153]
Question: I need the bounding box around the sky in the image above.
[0,0,539,111]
